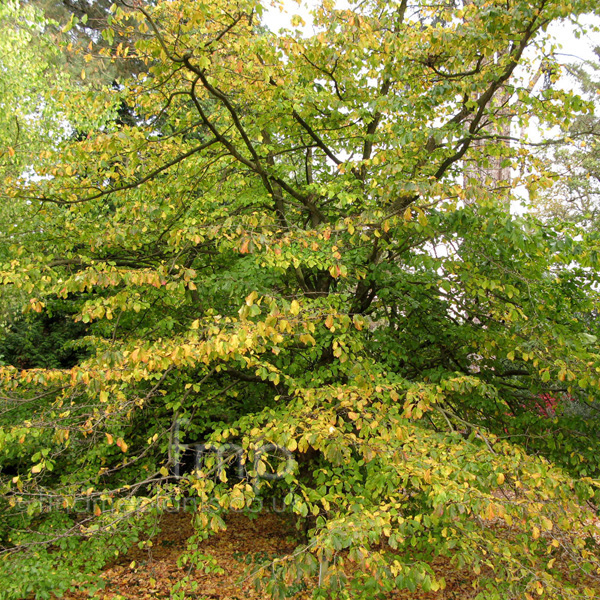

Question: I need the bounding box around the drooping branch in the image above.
[27,137,219,205]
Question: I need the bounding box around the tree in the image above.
[529,46,600,432]
[0,0,75,224]
[24,0,147,85]
[1,1,600,598]
[535,47,600,226]
[0,0,131,376]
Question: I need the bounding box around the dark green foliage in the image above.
[0,298,88,369]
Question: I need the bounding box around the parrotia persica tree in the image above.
[1,0,600,598]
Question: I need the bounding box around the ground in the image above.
[60,510,484,600]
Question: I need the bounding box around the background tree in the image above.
[1,1,600,598]
[0,0,85,368]
[24,0,146,85]
[535,47,600,225]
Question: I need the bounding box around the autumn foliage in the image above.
[1,0,600,598]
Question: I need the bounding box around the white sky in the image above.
[549,14,600,66]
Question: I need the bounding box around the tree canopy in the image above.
[1,1,600,598]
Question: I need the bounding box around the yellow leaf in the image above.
[290,300,300,315]
[532,526,540,540]
[497,473,505,485]
[535,581,544,595]
[404,207,412,221]
[246,290,258,306]
[94,504,102,516]
[159,466,169,477]
[105,433,113,445]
